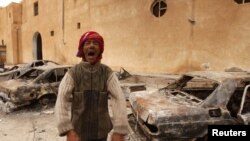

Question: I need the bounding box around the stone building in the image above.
[0,0,250,74]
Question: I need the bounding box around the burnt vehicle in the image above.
[117,67,180,101]
[0,68,27,82]
[22,59,59,68]
[0,60,59,82]
[8,60,59,70]
[0,65,71,113]
[128,71,250,141]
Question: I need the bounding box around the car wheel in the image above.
[39,97,50,108]
[39,94,56,108]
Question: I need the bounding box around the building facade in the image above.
[0,0,250,74]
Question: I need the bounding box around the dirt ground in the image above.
[0,103,138,141]
[0,105,65,141]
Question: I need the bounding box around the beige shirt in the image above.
[55,72,129,136]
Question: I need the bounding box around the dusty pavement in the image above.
[0,105,65,141]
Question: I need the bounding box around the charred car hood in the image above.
[0,79,30,91]
[129,90,204,124]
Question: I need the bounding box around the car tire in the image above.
[39,94,56,108]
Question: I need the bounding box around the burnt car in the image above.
[22,59,59,68]
[128,71,250,140]
[0,60,59,82]
[0,68,26,82]
[2,60,59,72]
[0,65,71,113]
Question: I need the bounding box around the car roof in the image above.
[32,65,72,71]
[185,71,250,82]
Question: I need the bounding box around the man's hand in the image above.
[67,130,80,141]
[111,133,125,141]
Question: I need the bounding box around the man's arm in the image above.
[107,72,130,136]
[55,72,75,136]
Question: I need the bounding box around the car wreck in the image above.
[117,67,179,101]
[0,65,71,113]
[0,68,26,82]
[128,71,250,140]
[0,60,59,82]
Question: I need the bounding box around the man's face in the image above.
[83,39,101,64]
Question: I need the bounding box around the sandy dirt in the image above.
[0,105,65,141]
[0,103,138,141]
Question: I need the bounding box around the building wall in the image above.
[0,8,7,63]
[21,0,63,63]
[0,0,250,74]
[62,0,192,73]
[0,3,22,64]
[191,0,250,72]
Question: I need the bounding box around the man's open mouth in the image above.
[87,50,96,56]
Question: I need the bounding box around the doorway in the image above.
[33,32,43,60]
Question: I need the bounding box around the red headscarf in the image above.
[76,31,104,61]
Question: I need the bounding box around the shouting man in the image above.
[55,31,129,141]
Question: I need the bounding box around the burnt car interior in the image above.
[18,69,44,80]
[30,61,45,67]
[7,65,19,71]
[163,75,250,118]
[30,60,59,67]
[161,75,218,103]
[45,68,68,83]
[16,68,68,83]
[10,71,20,79]
[226,81,250,118]
[116,67,132,80]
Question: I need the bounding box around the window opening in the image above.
[77,22,81,29]
[50,31,54,36]
[151,0,167,17]
[234,0,250,4]
[34,2,39,16]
